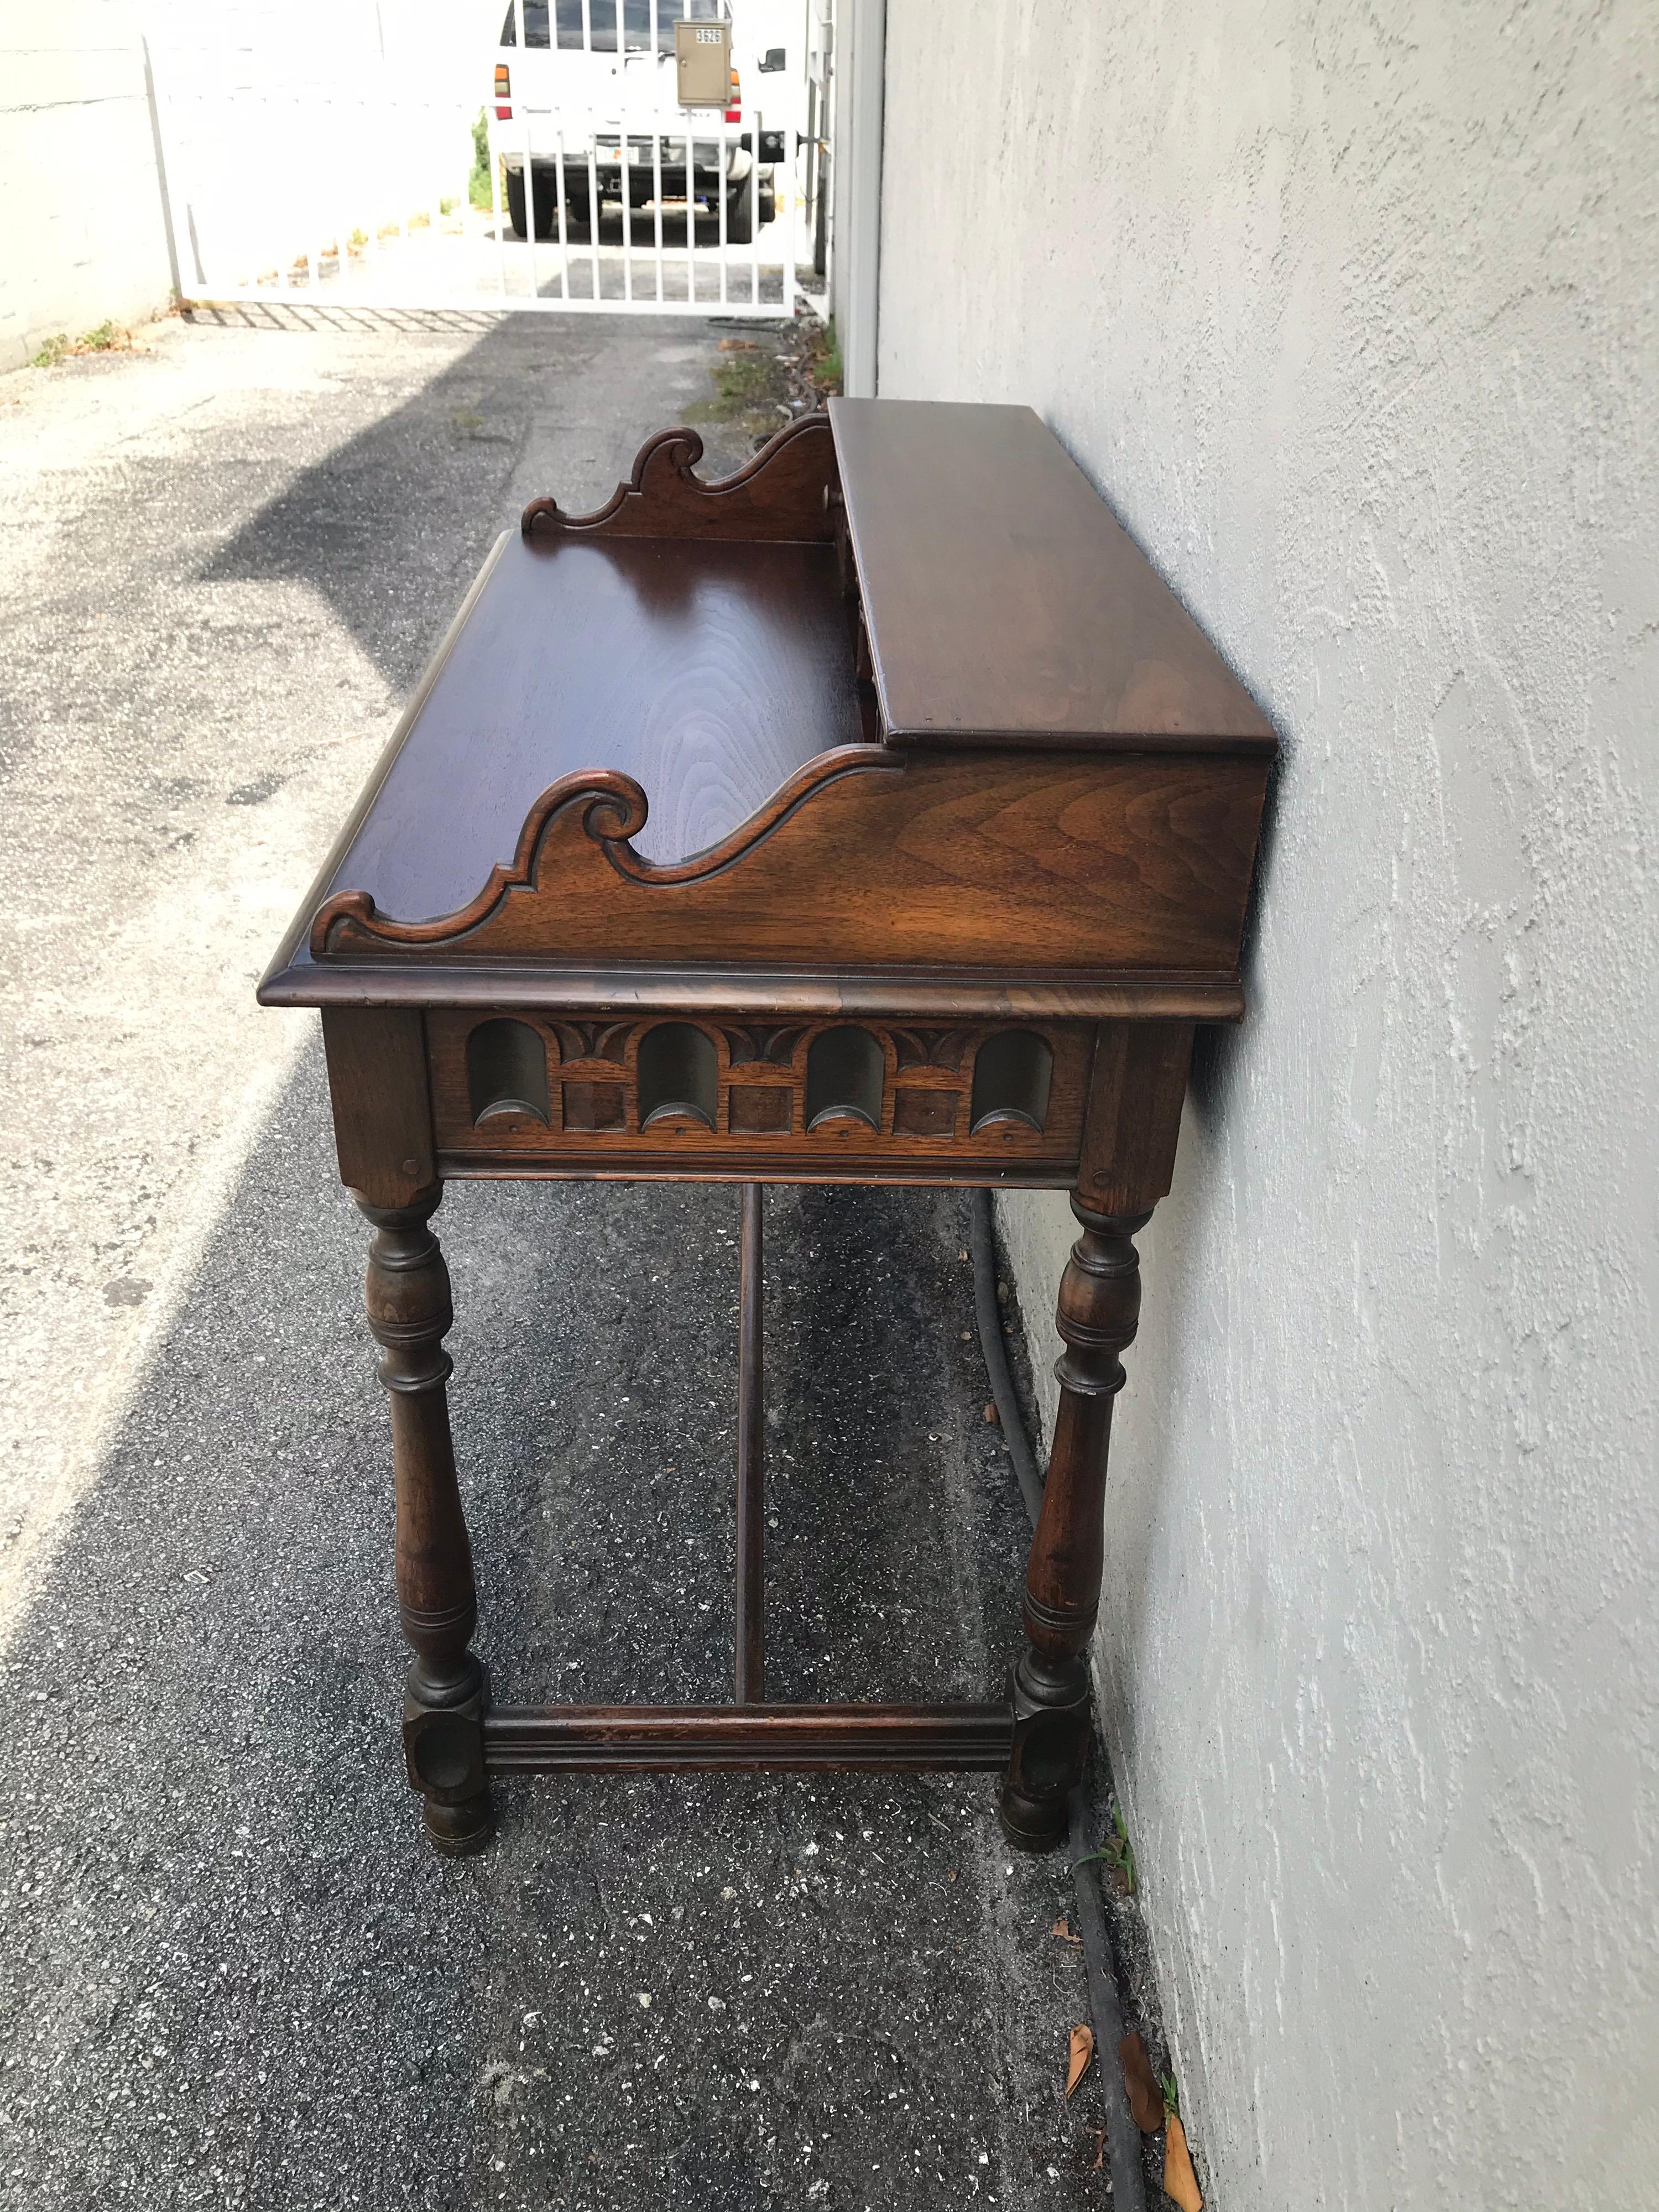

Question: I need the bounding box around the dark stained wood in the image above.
[359,1189,493,1855]
[308,749,1269,979]
[1076,1020,1197,1216]
[309,537,860,910]
[734,1182,765,1704]
[442,1154,1083,1192]
[320,1007,435,1210]
[830,397,1275,753]
[521,413,836,544]
[263,955,1246,1026]
[1001,1201,1150,1852]
[482,1703,1014,1771]
[422,1009,1093,1180]
[260,399,1276,1858]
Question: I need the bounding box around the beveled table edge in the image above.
[255,958,1245,1024]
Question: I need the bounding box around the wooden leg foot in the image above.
[404,1657,493,1856]
[361,1189,496,1854]
[1000,1660,1091,1853]
[1000,1201,1150,1853]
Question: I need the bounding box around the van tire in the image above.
[505,168,529,239]
[726,171,755,245]
[507,169,588,241]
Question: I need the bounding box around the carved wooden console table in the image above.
[259,397,1273,1857]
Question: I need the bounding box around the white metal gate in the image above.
[149,1,812,319]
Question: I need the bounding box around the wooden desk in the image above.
[260,398,1273,1857]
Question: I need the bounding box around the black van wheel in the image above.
[726,170,755,244]
[506,169,588,240]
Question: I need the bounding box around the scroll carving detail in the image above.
[520,414,836,546]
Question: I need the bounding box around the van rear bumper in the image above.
[504,146,755,200]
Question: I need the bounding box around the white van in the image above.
[488,1,781,244]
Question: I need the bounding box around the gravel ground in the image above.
[0,310,1131,2209]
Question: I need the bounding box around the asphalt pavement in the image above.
[0,310,1123,2209]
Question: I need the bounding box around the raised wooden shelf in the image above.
[831,397,1274,751]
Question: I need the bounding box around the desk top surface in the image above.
[831,398,1271,751]
[316,531,862,927]
[262,400,1273,1013]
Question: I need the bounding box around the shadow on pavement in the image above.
[0,1040,1100,2209]
[0,310,1110,2209]
[199,312,763,693]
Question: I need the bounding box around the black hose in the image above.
[1067,1785,1145,2208]
[969,1187,1045,1526]
[969,1188,1147,2211]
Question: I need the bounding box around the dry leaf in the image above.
[984,1401,1000,1425]
[1164,2112,1202,2211]
[1118,2033,1165,2132]
[1051,1917,1083,1945]
[1091,2128,1106,2171]
[1065,2023,1094,2099]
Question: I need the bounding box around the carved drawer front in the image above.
[427,1012,1092,1180]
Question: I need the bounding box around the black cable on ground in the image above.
[969,1188,1148,2212]
[969,1185,1045,1526]
[1067,1787,1145,2208]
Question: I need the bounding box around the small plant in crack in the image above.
[1075,1802,1136,1895]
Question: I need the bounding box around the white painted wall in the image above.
[0,0,500,358]
[878,4,1658,2205]
[148,0,493,297]
[830,0,881,393]
[0,0,176,370]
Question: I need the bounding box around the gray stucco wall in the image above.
[878,4,1657,2205]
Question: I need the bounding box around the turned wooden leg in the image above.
[1000,1198,1151,1852]
[359,1188,493,1856]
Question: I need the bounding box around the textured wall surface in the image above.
[879,4,1658,2204]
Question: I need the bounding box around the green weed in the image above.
[1074,1802,1136,1894]
[32,322,129,367]
[469,109,497,210]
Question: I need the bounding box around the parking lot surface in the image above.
[0,310,1112,2210]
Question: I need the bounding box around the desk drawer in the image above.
[427,1009,1091,1185]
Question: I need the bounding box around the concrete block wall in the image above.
[0,0,176,371]
[877,4,1658,2205]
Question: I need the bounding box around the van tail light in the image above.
[495,64,512,120]
[724,64,740,123]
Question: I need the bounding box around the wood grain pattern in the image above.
[521,413,836,545]
[831,397,1275,753]
[321,1007,435,1209]
[309,534,861,910]
[1076,1020,1197,1215]
[311,748,1269,979]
